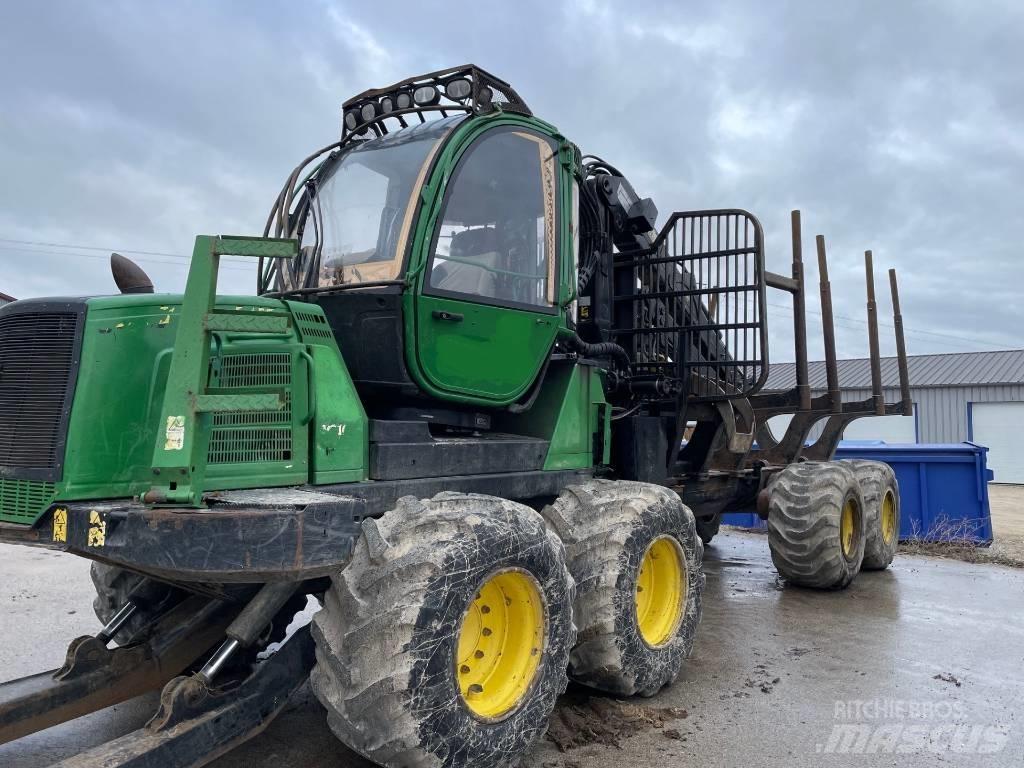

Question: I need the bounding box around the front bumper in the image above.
[0,489,363,583]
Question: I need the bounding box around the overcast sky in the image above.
[1,1,1021,361]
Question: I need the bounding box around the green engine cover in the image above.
[0,294,367,525]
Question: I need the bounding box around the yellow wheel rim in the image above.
[456,569,545,720]
[635,536,687,648]
[881,490,897,545]
[840,499,858,558]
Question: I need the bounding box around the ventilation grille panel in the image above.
[208,353,294,465]
[216,353,291,389]
[0,310,80,474]
[0,479,57,524]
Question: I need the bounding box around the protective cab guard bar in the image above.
[612,209,769,404]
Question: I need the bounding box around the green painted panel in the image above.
[491,362,605,471]
[307,348,368,483]
[284,300,368,483]
[194,393,286,413]
[204,313,290,334]
[55,296,315,502]
[215,236,298,258]
[307,347,367,482]
[416,296,559,400]
[60,298,187,498]
[544,365,596,470]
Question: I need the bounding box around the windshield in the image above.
[307,115,465,287]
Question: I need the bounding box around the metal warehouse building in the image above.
[765,349,1024,484]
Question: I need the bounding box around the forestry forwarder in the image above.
[0,65,911,768]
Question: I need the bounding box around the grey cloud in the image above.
[1,0,1020,360]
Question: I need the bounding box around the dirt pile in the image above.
[545,689,688,752]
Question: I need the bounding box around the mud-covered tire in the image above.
[767,462,866,589]
[695,515,721,545]
[90,562,171,645]
[839,459,900,570]
[542,480,704,697]
[310,493,575,768]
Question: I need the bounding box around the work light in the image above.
[444,78,472,100]
[413,85,440,106]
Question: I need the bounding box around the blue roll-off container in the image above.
[721,441,994,544]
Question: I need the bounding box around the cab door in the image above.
[413,127,561,404]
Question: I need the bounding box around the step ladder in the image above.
[147,235,298,506]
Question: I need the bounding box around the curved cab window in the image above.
[309,116,464,287]
[428,130,557,309]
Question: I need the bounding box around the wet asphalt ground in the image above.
[1,529,1022,767]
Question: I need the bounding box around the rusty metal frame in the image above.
[667,209,911,523]
[745,210,912,473]
[41,628,313,768]
[0,596,236,745]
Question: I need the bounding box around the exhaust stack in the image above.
[110,253,154,294]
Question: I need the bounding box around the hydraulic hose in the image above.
[565,332,631,371]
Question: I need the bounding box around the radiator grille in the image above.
[0,479,57,524]
[0,310,81,473]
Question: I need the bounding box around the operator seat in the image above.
[433,227,500,297]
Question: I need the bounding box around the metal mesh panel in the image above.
[0,311,80,471]
[0,479,57,524]
[208,428,292,464]
[216,353,291,389]
[613,210,767,401]
[208,354,293,464]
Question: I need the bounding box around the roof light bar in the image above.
[338,64,531,141]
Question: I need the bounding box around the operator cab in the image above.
[267,71,564,418]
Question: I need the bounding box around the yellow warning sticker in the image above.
[87,510,106,547]
[52,508,68,542]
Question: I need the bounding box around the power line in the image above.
[0,237,192,259]
[3,237,1006,350]
[765,307,995,352]
[688,275,1008,351]
[765,301,1007,350]
[0,237,255,266]
[0,244,255,273]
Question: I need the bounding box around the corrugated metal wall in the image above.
[799,385,1024,443]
